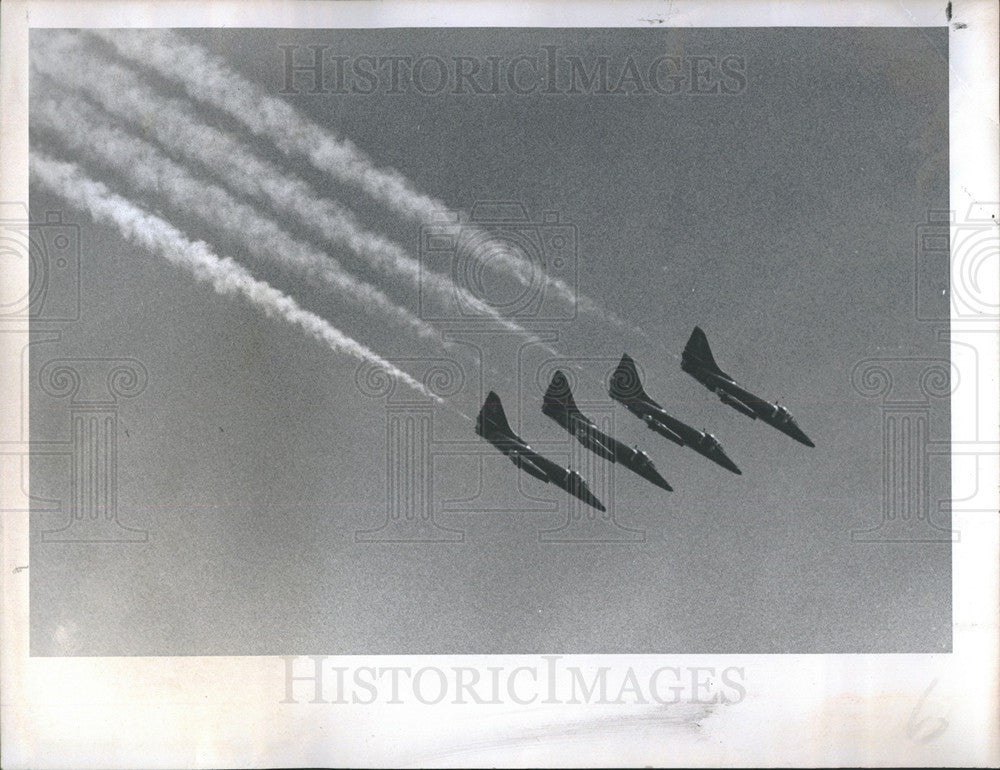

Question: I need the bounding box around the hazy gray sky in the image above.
[30,27,950,655]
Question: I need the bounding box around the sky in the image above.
[29,27,951,655]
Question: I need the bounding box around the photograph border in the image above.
[2,1,998,766]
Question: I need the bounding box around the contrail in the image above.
[94,28,446,222]
[95,28,616,325]
[32,33,535,342]
[31,90,446,348]
[30,152,442,403]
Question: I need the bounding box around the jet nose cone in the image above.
[716,452,742,475]
[788,425,815,447]
[573,484,606,513]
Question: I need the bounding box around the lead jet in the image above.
[475,391,606,512]
[609,354,741,475]
[681,326,815,448]
[541,370,673,492]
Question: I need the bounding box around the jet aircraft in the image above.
[609,354,741,475]
[541,371,673,492]
[680,326,815,447]
[475,391,607,512]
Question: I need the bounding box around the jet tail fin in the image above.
[683,326,727,376]
[609,353,649,403]
[542,370,581,415]
[476,391,515,438]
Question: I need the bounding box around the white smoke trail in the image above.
[31,90,445,348]
[32,32,533,340]
[30,152,442,403]
[95,28,610,322]
[95,28,445,222]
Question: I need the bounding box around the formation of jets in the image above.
[475,326,815,511]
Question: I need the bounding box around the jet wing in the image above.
[644,413,688,446]
[550,466,606,512]
[714,385,760,419]
[570,417,617,461]
[721,378,761,406]
[631,399,695,447]
[500,442,608,510]
[508,448,554,483]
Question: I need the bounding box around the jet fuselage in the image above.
[681,327,815,448]
[476,391,607,511]
[609,355,742,475]
[542,372,673,492]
